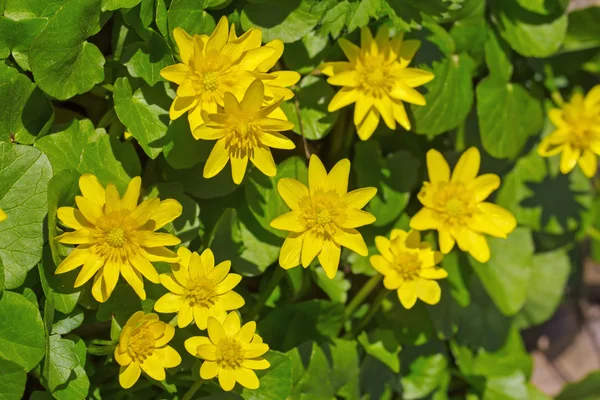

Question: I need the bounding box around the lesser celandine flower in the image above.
[370,229,447,309]
[55,174,182,303]
[115,311,181,389]
[196,80,295,184]
[270,155,377,279]
[410,147,517,263]
[321,26,434,140]
[538,85,600,177]
[160,16,299,133]
[154,247,245,330]
[185,312,270,391]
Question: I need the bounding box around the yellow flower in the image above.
[370,229,447,309]
[154,247,245,330]
[322,26,434,141]
[0,209,6,223]
[538,85,600,178]
[270,155,377,279]
[115,311,181,389]
[160,16,300,133]
[196,80,296,184]
[185,312,270,391]
[409,147,517,263]
[55,174,182,303]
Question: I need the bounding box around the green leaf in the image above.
[562,7,600,51]
[0,291,45,371]
[287,341,335,399]
[378,301,438,346]
[484,28,513,81]
[469,227,534,316]
[516,249,570,328]
[162,117,212,170]
[346,0,382,33]
[245,156,307,238]
[241,0,321,43]
[0,63,53,144]
[490,0,567,58]
[483,371,528,400]
[35,120,100,174]
[51,308,84,335]
[411,54,473,136]
[313,267,351,303]
[280,75,338,141]
[353,142,420,226]
[45,335,79,392]
[97,284,142,325]
[114,77,171,159]
[449,12,487,54]
[0,16,47,68]
[0,357,26,400]
[259,300,344,351]
[557,371,600,400]
[162,158,237,199]
[400,342,449,400]
[52,336,89,400]
[0,143,52,289]
[121,32,174,86]
[240,351,292,400]
[167,0,216,39]
[358,329,401,373]
[476,77,543,159]
[515,0,568,16]
[101,0,142,11]
[29,0,105,100]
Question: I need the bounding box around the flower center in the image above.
[128,324,155,361]
[358,57,394,97]
[227,122,259,152]
[562,101,600,149]
[302,191,342,236]
[186,279,217,308]
[106,227,126,248]
[203,72,219,91]
[216,338,244,369]
[427,182,475,227]
[391,251,421,281]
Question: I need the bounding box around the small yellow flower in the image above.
[322,26,434,140]
[410,147,517,263]
[55,174,182,303]
[185,312,270,391]
[115,311,181,389]
[0,209,6,223]
[154,247,245,330]
[538,85,600,178]
[196,80,296,184]
[370,229,447,309]
[160,16,300,133]
[270,155,377,279]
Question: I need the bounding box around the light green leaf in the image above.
[29,0,105,100]
[313,268,351,303]
[45,335,79,392]
[476,77,543,159]
[516,249,570,328]
[167,0,216,39]
[346,0,382,33]
[0,63,53,144]
[557,371,600,400]
[358,329,401,373]
[52,336,89,400]
[241,0,321,43]
[241,351,292,400]
[411,54,473,136]
[121,32,174,86]
[483,371,528,400]
[563,7,600,51]
[469,227,534,316]
[0,143,52,289]
[281,75,338,140]
[0,357,26,400]
[114,77,171,159]
[51,308,84,335]
[400,342,449,400]
[101,0,142,11]
[490,0,567,58]
[287,342,334,399]
[515,0,568,16]
[484,28,513,81]
[0,291,45,371]
[0,16,47,68]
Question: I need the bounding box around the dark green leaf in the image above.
[557,371,600,400]
[563,7,600,51]
[101,0,142,11]
[162,158,237,199]
[162,117,212,170]
[0,357,26,400]
[358,329,401,373]
[121,32,174,86]
[484,28,513,81]
[0,16,47,69]
[167,0,216,40]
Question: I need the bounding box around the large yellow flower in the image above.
[55,174,182,303]
[160,16,299,133]
[270,155,377,279]
[115,311,181,389]
[370,229,447,309]
[538,85,600,178]
[154,247,245,330]
[185,312,270,391]
[410,148,516,262]
[196,80,295,184]
[321,26,434,141]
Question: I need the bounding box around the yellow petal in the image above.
[384,273,403,290]
[409,208,438,231]
[79,174,105,207]
[201,361,220,379]
[74,256,103,287]
[301,230,324,267]
[200,248,215,272]
[560,145,580,174]
[207,317,226,343]
[215,274,241,294]
[259,131,295,149]
[236,321,256,344]
[338,38,360,63]
[140,354,166,381]
[219,291,245,310]
[277,178,308,210]
[332,227,368,256]
[242,358,270,370]
[392,101,410,130]
[159,273,185,294]
[354,95,374,125]
[548,108,568,129]
[416,279,441,305]
[122,176,141,211]
[375,236,392,260]
[370,254,391,275]
[338,208,376,228]
[160,64,189,84]
[578,149,597,177]
[55,229,95,245]
[173,27,193,64]
[308,154,327,194]
[185,336,211,356]
[218,368,237,391]
[126,198,160,230]
[178,302,194,328]
[328,87,358,112]
[320,61,352,76]
[250,146,277,177]
[537,134,565,157]
[154,293,184,313]
[266,70,300,88]
[75,196,103,224]
[136,231,180,248]
[197,344,217,361]
[279,232,304,269]
[426,149,450,183]
[398,39,421,67]
[257,39,283,71]
[119,362,141,389]
[189,103,207,132]
[389,81,425,105]
[114,346,132,366]
[194,126,226,140]
[142,247,180,263]
[243,343,269,358]
[468,174,500,202]
[318,239,341,279]
[241,80,265,114]
[343,187,377,209]
[57,207,91,229]
[55,247,90,274]
[170,95,198,120]
[270,211,305,232]
[230,154,249,185]
[419,267,448,280]
[155,323,175,347]
[356,108,380,141]
[451,147,480,183]
[223,312,241,336]
[439,229,455,254]
[257,118,295,131]
[209,260,232,283]
[236,367,259,390]
[468,212,509,238]
[361,27,375,53]
[399,68,435,88]
[398,281,417,309]
[207,16,229,52]
[327,70,359,87]
[374,96,396,129]
[476,203,517,236]
[203,138,230,179]
[102,261,120,300]
[150,199,183,230]
[324,158,350,195]
[157,346,181,368]
[239,47,276,70]
[121,263,146,300]
[585,84,600,108]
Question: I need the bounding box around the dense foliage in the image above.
[1,0,600,399]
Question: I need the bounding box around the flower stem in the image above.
[344,274,382,320]
[182,379,203,400]
[249,267,285,320]
[551,90,565,107]
[344,287,388,339]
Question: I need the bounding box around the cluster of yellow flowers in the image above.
[47,17,600,393]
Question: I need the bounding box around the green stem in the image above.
[87,344,117,356]
[551,90,564,107]
[344,274,382,320]
[182,380,203,400]
[249,267,285,320]
[344,287,388,339]
[588,226,600,242]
